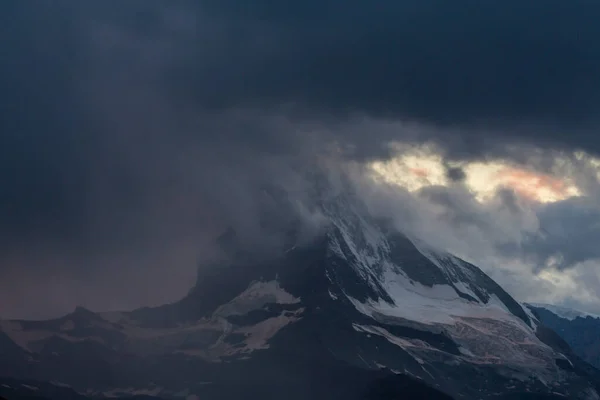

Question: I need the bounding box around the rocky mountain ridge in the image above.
[1,194,599,399]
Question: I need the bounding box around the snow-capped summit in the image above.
[322,194,534,328]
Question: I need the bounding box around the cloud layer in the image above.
[2,1,600,317]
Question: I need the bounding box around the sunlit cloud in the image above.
[369,148,449,192]
[369,146,581,204]
[464,162,581,203]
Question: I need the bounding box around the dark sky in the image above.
[2,1,600,318]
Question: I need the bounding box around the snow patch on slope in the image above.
[348,265,528,330]
[521,302,540,330]
[214,280,300,318]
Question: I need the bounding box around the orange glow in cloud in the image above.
[409,167,429,178]
[496,167,577,203]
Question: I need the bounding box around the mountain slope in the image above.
[1,195,599,399]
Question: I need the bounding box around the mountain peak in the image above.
[3,193,600,399]
[70,306,96,318]
[66,306,106,325]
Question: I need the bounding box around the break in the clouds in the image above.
[2,1,600,318]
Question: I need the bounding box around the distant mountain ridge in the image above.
[528,303,600,321]
[527,303,600,371]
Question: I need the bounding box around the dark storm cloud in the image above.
[26,0,599,160]
[0,2,304,251]
[181,0,600,156]
[0,3,90,243]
